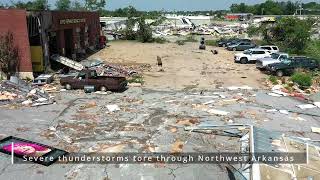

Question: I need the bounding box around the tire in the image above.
[276,70,284,77]
[100,86,107,92]
[232,47,237,51]
[240,57,248,64]
[65,84,72,90]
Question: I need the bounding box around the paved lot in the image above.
[0,87,319,180]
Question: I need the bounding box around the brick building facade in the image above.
[0,9,33,79]
[27,11,101,71]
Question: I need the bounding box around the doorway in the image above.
[64,29,73,58]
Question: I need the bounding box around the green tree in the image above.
[284,1,298,15]
[32,0,49,10]
[0,32,19,78]
[84,0,106,11]
[230,3,250,13]
[229,0,317,15]
[259,0,283,15]
[71,0,85,11]
[305,40,320,60]
[136,16,153,43]
[13,0,49,10]
[268,17,314,53]
[56,0,71,10]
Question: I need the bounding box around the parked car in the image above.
[256,53,289,69]
[234,49,271,64]
[266,57,319,77]
[227,41,256,51]
[218,38,238,47]
[226,39,251,48]
[258,45,279,53]
[60,69,127,91]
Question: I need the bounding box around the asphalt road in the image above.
[0,87,319,180]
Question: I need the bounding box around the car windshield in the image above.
[271,53,280,59]
[282,59,292,64]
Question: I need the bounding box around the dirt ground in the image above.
[90,40,267,90]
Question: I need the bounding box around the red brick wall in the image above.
[51,11,100,47]
[0,9,32,72]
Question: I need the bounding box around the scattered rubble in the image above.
[311,127,320,134]
[207,109,230,116]
[106,104,120,112]
[0,78,54,107]
[296,104,317,109]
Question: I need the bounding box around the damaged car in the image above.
[60,69,128,91]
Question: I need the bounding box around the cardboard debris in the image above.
[289,116,306,121]
[171,139,184,153]
[311,127,320,134]
[207,109,230,116]
[21,99,33,106]
[213,92,226,99]
[203,100,215,105]
[266,109,289,115]
[271,85,283,91]
[176,118,199,126]
[313,102,320,108]
[268,93,282,97]
[271,90,288,96]
[106,104,120,112]
[279,110,289,115]
[266,109,278,113]
[296,104,317,109]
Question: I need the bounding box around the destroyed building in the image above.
[27,11,101,72]
[0,9,102,78]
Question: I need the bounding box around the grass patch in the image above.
[290,72,313,89]
[175,35,198,46]
[184,35,198,42]
[153,37,168,44]
[205,40,217,46]
[127,75,144,84]
[268,75,278,85]
[176,40,185,45]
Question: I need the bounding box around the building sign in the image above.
[60,18,86,25]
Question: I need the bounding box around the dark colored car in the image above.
[218,38,238,47]
[60,69,127,91]
[227,41,256,51]
[226,39,251,47]
[266,57,319,77]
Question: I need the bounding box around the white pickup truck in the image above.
[256,53,289,69]
[234,48,271,64]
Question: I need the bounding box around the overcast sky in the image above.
[3,0,319,11]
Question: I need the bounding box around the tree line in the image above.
[230,0,320,15]
[0,0,106,11]
[1,0,320,16]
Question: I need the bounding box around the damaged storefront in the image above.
[27,11,101,72]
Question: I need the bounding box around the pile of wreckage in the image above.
[186,124,320,180]
[0,76,54,107]
[52,55,141,77]
[0,55,143,108]
[152,23,248,37]
[102,16,250,39]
